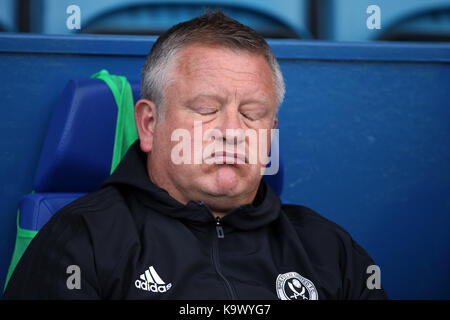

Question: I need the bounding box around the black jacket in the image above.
[4,141,387,300]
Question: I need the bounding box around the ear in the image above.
[134,99,158,153]
[272,117,278,130]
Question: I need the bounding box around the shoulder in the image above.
[21,185,138,258]
[280,204,387,299]
[49,186,134,231]
[280,204,373,263]
[281,204,352,239]
[45,185,138,252]
[56,185,128,218]
[4,186,133,299]
[21,185,140,279]
[11,186,139,297]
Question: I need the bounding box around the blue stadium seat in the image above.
[20,77,138,231]
[33,78,140,193]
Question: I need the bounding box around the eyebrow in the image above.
[239,97,271,107]
[186,93,271,108]
[185,93,226,106]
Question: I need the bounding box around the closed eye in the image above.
[241,108,267,121]
[241,112,256,120]
[198,108,218,116]
[239,104,267,121]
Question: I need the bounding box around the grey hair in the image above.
[141,10,285,120]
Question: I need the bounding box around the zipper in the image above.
[212,217,237,300]
[198,202,237,299]
[215,217,224,238]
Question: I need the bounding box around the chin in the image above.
[210,172,259,197]
[195,164,260,198]
[204,181,242,198]
[214,165,244,190]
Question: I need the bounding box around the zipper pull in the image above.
[216,217,224,239]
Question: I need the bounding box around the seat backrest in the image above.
[33,78,141,193]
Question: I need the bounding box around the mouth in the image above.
[205,151,247,165]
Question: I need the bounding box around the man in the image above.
[4,11,387,300]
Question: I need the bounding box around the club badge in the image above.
[276,271,318,300]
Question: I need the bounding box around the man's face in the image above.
[147,44,278,214]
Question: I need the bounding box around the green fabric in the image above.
[4,210,38,292]
[4,70,138,292]
[91,69,139,174]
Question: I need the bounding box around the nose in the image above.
[216,105,245,146]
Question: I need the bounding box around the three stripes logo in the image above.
[135,266,172,293]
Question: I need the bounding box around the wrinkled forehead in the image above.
[168,43,277,105]
[176,43,269,76]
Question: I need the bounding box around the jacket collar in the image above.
[101,140,281,230]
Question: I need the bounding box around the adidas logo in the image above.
[135,266,172,293]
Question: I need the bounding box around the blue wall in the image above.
[31,0,309,38]
[0,34,449,299]
[317,0,450,40]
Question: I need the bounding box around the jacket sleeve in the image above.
[343,237,388,300]
[3,211,101,300]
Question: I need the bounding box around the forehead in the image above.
[170,43,276,101]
